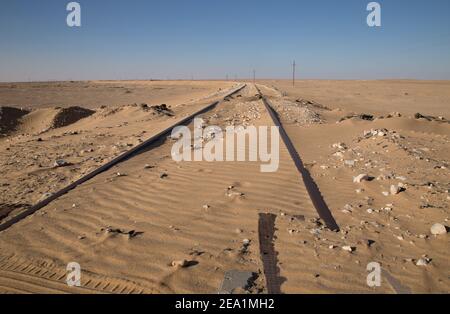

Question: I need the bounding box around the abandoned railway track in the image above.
[256,86,339,232]
[0,83,340,295]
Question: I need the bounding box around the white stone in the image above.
[416,258,430,266]
[344,160,355,167]
[353,174,370,183]
[171,260,188,267]
[342,246,355,252]
[390,185,401,195]
[430,223,447,235]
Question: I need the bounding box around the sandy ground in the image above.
[259,82,449,293]
[0,80,448,294]
[0,81,236,221]
[261,80,450,117]
[0,80,231,109]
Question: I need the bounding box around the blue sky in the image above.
[1,0,450,81]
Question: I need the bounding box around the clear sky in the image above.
[1,0,450,81]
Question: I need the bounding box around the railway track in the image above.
[253,85,339,294]
[256,86,339,232]
[0,83,340,294]
[0,84,246,233]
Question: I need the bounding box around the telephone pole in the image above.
[292,60,296,87]
[253,69,256,84]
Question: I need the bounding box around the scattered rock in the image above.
[390,185,401,195]
[364,239,376,247]
[339,114,374,123]
[105,228,143,239]
[342,246,355,253]
[344,160,355,167]
[414,113,449,123]
[416,257,431,266]
[430,223,447,236]
[54,159,70,167]
[332,143,347,150]
[353,174,370,183]
[342,204,353,214]
[310,228,321,236]
[171,260,189,268]
[149,104,174,116]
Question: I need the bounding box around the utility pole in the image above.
[253,69,256,84]
[292,60,296,87]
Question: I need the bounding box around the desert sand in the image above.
[0,80,448,294]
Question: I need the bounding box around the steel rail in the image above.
[256,86,339,231]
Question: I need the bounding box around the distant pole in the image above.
[292,60,296,87]
[253,69,256,84]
